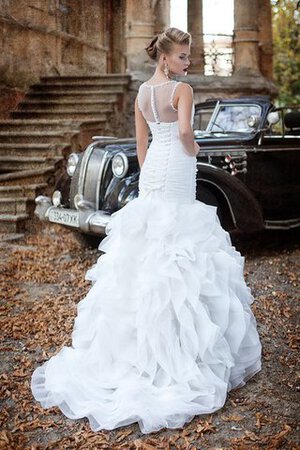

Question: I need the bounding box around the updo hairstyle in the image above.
[145,27,192,62]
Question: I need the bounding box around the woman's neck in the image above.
[149,67,174,83]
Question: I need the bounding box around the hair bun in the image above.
[145,35,159,61]
[145,28,191,62]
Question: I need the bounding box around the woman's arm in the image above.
[177,84,200,156]
[134,96,149,169]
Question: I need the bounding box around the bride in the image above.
[31,27,262,434]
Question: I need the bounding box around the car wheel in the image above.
[197,185,224,224]
[196,181,238,232]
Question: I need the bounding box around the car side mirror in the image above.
[267,111,280,126]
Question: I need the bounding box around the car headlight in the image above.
[67,153,79,177]
[112,152,128,178]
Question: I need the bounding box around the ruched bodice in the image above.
[137,81,197,204]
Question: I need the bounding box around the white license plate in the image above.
[48,208,79,228]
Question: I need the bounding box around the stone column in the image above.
[187,0,204,74]
[154,0,170,35]
[258,0,273,80]
[124,0,155,72]
[233,0,261,75]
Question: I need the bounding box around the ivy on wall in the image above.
[271,0,300,105]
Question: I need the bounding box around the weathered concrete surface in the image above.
[0,221,299,449]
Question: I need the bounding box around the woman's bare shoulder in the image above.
[176,82,193,97]
[178,81,193,90]
[172,82,193,110]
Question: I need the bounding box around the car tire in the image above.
[197,185,224,224]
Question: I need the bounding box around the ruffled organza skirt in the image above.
[31,190,262,434]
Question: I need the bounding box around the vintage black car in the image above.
[35,96,300,246]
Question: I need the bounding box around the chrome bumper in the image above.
[35,195,111,235]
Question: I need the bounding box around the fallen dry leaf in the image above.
[221,414,244,422]
[0,223,299,449]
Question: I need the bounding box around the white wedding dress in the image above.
[31,80,262,434]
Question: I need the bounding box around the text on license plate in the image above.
[48,208,79,228]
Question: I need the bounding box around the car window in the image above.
[193,107,215,131]
[209,104,262,132]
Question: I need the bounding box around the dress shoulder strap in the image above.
[136,84,141,111]
[170,81,182,112]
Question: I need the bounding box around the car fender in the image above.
[196,163,264,232]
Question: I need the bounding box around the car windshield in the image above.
[208,104,262,133]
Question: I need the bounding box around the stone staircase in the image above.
[0,74,131,240]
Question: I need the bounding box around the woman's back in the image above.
[137,80,197,204]
[137,80,194,125]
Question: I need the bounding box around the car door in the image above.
[257,108,300,224]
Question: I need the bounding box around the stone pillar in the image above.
[124,0,155,72]
[233,0,261,75]
[154,0,170,35]
[258,0,273,80]
[187,0,204,74]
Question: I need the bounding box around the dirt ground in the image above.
[0,221,299,450]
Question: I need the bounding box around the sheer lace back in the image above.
[137,80,184,124]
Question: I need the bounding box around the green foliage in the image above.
[271,0,300,105]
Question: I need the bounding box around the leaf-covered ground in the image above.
[0,222,299,450]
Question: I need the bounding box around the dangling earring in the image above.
[163,62,170,80]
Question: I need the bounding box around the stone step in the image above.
[0,130,77,144]
[0,166,55,185]
[69,118,108,129]
[0,233,25,242]
[0,74,129,236]
[11,110,108,121]
[40,74,131,84]
[0,197,33,214]
[0,119,78,132]
[0,183,47,198]
[31,81,128,91]
[27,90,120,102]
[15,106,113,116]
[0,143,71,157]
[0,213,29,233]
[0,155,63,172]
[18,100,115,112]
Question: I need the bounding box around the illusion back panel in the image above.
[137,81,182,124]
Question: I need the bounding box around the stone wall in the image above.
[0,0,120,117]
[0,1,112,87]
[0,0,277,130]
